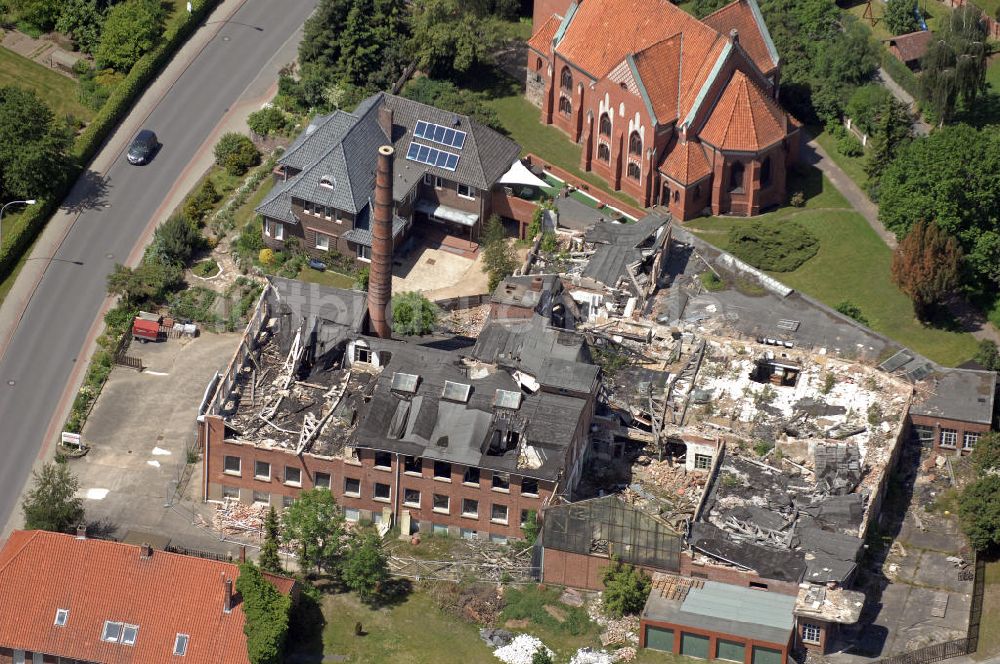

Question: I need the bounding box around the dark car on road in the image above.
[127,129,159,165]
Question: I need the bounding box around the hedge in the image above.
[880,49,922,102]
[0,0,222,286]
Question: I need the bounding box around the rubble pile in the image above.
[211,500,267,539]
[443,304,490,337]
[493,635,553,664]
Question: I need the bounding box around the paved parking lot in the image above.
[69,332,246,553]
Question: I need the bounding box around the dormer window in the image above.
[54,608,68,626]
[319,175,335,189]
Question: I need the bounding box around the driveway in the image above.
[0,0,319,536]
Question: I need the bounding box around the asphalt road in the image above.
[0,0,317,528]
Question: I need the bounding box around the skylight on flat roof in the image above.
[494,389,522,410]
[414,120,466,149]
[442,380,472,403]
[406,142,459,171]
[391,372,420,394]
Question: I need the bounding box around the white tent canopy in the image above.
[498,160,550,189]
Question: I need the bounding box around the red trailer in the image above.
[132,317,161,343]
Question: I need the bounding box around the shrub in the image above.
[601,558,652,618]
[237,563,291,664]
[214,132,260,176]
[835,300,870,326]
[193,259,219,278]
[973,340,1000,371]
[153,214,202,265]
[789,191,806,207]
[184,179,221,224]
[392,291,440,336]
[837,134,864,158]
[355,266,369,290]
[259,248,275,265]
[701,271,725,292]
[960,475,1000,550]
[247,106,288,137]
[728,221,819,272]
[540,232,558,253]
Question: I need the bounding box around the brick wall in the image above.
[639,618,791,664]
[909,414,991,457]
[204,417,552,540]
[679,552,800,596]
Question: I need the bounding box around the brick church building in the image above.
[526,0,801,220]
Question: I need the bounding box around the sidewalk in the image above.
[0,0,302,541]
[875,67,932,136]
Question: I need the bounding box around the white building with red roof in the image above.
[526,0,801,220]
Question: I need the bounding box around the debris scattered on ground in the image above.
[570,647,615,664]
[586,595,641,647]
[211,499,266,539]
[442,304,489,337]
[493,634,553,664]
[480,628,513,648]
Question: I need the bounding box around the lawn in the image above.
[684,166,979,367]
[0,47,93,122]
[973,557,1000,660]
[319,585,697,664]
[813,128,869,191]
[296,265,356,290]
[482,80,642,210]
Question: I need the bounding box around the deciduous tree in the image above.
[601,558,651,618]
[391,291,440,336]
[236,563,291,664]
[890,220,961,320]
[0,86,72,201]
[95,0,165,72]
[973,340,1000,371]
[56,0,106,54]
[920,5,987,123]
[22,462,85,533]
[281,488,345,573]
[884,0,919,36]
[960,475,1000,551]
[409,0,502,79]
[481,215,518,291]
[341,531,389,601]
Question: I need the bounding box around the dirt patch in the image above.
[504,619,530,629]
[543,604,567,623]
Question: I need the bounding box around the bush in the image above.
[153,214,202,265]
[973,340,1000,371]
[601,558,651,618]
[237,563,292,664]
[184,179,221,224]
[701,271,725,292]
[247,107,289,137]
[789,191,806,207]
[728,221,819,272]
[960,475,1000,551]
[540,232,558,253]
[214,132,260,176]
[837,134,864,158]
[392,291,440,336]
[259,248,275,265]
[835,300,870,326]
[193,259,219,278]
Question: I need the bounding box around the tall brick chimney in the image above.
[368,145,394,339]
[223,575,233,613]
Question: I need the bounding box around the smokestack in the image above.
[139,542,152,559]
[223,575,233,613]
[378,105,394,140]
[368,145,394,339]
[75,524,86,540]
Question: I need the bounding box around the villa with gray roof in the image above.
[257,92,523,266]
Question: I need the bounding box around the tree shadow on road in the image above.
[61,169,111,215]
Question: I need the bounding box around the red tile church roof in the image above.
[702,0,779,75]
[698,70,789,152]
[661,139,713,184]
[527,13,562,55]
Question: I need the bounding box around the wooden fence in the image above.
[112,331,144,372]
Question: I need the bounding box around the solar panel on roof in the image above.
[391,372,420,393]
[413,120,466,149]
[405,141,460,172]
[442,380,472,403]
[494,389,522,410]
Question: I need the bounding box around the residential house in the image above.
[0,529,295,664]
[256,92,522,266]
[526,0,801,220]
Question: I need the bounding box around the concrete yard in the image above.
[69,332,245,554]
[392,240,495,301]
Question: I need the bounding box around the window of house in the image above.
[252,491,269,506]
[284,466,301,486]
[627,162,641,180]
[423,173,433,186]
[319,175,335,189]
[315,233,330,251]
[357,245,371,262]
[374,483,391,502]
[729,162,745,193]
[560,66,572,91]
[521,478,538,496]
[965,432,980,449]
[457,183,475,199]
[940,428,958,448]
[315,472,331,489]
[222,485,239,500]
[344,477,361,497]
[404,456,422,474]
[597,143,610,162]
[492,473,510,491]
[102,621,124,642]
[223,456,241,476]
[434,461,452,481]
[695,184,702,198]
[404,488,421,507]
[273,222,284,241]
[54,608,69,626]
[434,176,444,189]
[521,509,531,527]
[536,57,542,70]
[463,467,480,485]
[174,633,190,656]
[491,503,509,524]
[749,581,768,590]
[599,113,612,137]
[31,654,40,664]
[374,451,392,469]
[694,454,712,470]
[353,343,372,363]
[672,189,680,202]
[802,622,821,644]
[254,460,270,481]
[12,651,24,664]
[559,96,572,115]
[629,131,642,156]
[761,157,772,188]
[282,495,295,508]
[462,498,479,517]
[121,624,138,646]
[433,494,450,513]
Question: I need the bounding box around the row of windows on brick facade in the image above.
[939,428,979,449]
[220,479,535,526]
[222,454,540,495]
